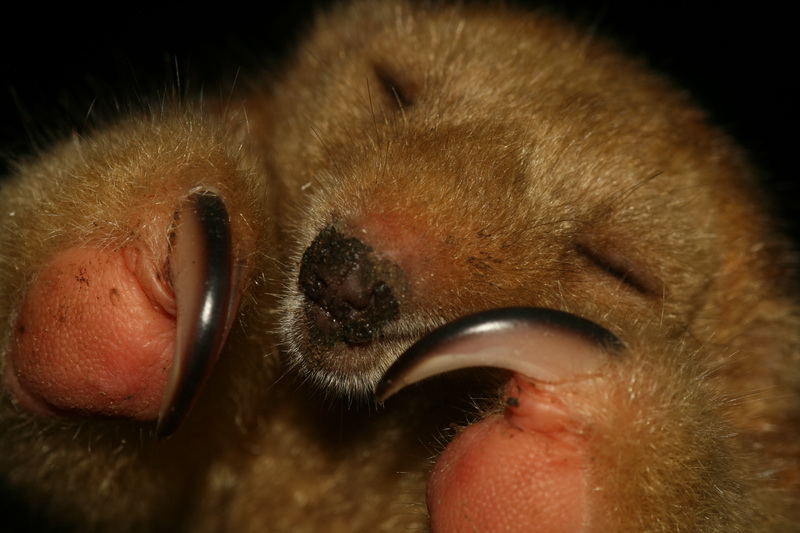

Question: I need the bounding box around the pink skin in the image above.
[428,374,591,532]
[356,211,604,531]
[8,222,599,530]
[6,246,175,420]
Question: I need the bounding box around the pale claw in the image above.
[156,190,239,439]
[375,307,622,402]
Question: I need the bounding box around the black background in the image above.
[1,1,797,239]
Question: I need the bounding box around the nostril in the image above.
[339,264,373,310]
[299,227,374,315]
[299,226,401,345]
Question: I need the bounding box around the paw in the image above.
[1,114,268,437]
[377,307,622,531]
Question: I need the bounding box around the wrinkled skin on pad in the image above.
[0,114,276,531]
[7,246,175,419]
[428,394,590,533]
[2,1,800,532]
[377,308,621,532]
[6,186,239,435]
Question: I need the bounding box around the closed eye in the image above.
[574,242,659,299]
[372,63,416,110]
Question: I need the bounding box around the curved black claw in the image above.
[375,307,623,402]
[156,189,238,439]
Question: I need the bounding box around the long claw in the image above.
[156,189,239,439]
[375,307,623,402]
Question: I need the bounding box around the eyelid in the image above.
[372,63,416,110]
[574,241,660,299]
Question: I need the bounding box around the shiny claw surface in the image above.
[375,307,622,402]
[157,190,238,439]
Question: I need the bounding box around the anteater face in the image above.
[270,3,753,399]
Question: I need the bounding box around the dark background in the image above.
[1,1,797,238]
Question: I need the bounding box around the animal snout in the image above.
[299,226,402,345]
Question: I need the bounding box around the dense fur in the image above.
[2,1,799,531]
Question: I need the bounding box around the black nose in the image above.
[299,226,401,345]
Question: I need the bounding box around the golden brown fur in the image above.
[1,1,799,531]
